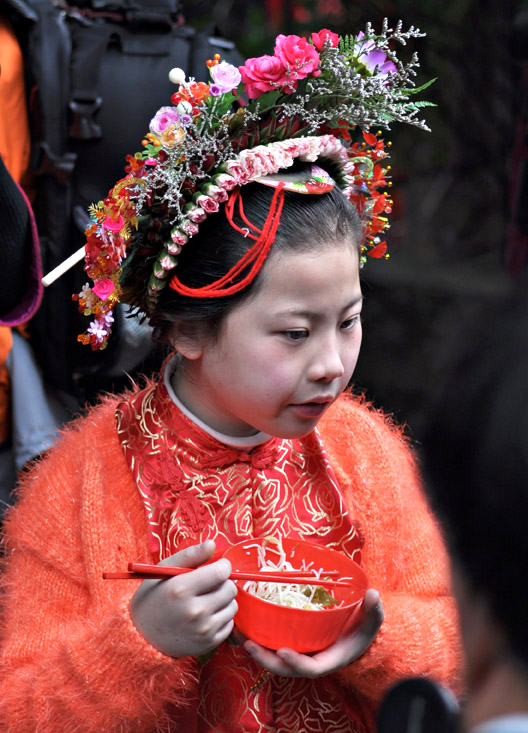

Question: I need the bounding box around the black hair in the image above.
[421,284,528,669]
[150,175,362,345]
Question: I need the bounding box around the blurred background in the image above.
[186,0,528,440]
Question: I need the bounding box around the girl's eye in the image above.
[341,315,361,330]
[283,330,308,341]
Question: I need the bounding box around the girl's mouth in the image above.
[289,401,331,418]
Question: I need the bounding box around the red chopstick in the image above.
[102,562,350,588]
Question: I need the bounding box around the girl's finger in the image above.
[157,557,233,598]
[159,539,216,568]
[243,640,300,677]
[244,590,384,678]
[202,597,239,634]
[277,589,383,676]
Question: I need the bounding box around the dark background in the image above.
[186,0,528,440]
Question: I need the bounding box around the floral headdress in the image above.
[73,20,433,349]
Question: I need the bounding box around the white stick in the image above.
[41,246,86,287]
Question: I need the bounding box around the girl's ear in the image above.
[169,325,204,360]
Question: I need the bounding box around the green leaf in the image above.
[401,100,437,109]
[247,89,282,116]
[338,34,358,55]
[404,77,437,95]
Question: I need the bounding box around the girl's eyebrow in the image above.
[273,295,364,319]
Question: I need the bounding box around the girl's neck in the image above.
[164,355,271,449]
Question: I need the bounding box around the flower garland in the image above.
[73,22,433,350]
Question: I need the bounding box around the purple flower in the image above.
[210,61,242,94]
[209,84,222,97]
[88,318,109,342]
[356,32,397,79]
[149,106,180,135]
[102,312,114,328]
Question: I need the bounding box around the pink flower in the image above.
[210,62,242,93]
[159,254,178,271]
[298,138,322,162]
[166,241,182,255]
[181,219,200,236]
[167,227,189,247]
[224,159,251,185]
[102,215,124,232]
[186,205,207,223]
[239,55,289,99]
[239,149,268,179]
[171,227,189,246]
[274,34,320,88]
[311,29,339,50]
[195,195,220,214]
[212,173,238,191]
[267,145,294,171]
[92,278,115,301]
[201,183,229,203]
[149,106,180,135]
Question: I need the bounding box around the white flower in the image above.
[169,67,186,84]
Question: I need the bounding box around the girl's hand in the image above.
[129,540,238,658]
[237,589,383,678]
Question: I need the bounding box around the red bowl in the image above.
[223,537,368,653]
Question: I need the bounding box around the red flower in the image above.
[84,234,101,264]
[311,29,340,50]
[239,55,289,99]
[274,34,320,88]
[368,240,388,258]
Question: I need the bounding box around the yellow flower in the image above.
[159,124,186,149]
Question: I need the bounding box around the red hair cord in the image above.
[169,182,285,298]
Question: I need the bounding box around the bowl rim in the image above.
[224,536,368,613]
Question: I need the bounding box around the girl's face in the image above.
[173,242,363,439]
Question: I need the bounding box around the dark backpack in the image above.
[10,0,243,405]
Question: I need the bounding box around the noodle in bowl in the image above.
[223,537,368,652]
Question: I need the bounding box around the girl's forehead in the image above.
[244,244,362,311]
[265,241,359,280]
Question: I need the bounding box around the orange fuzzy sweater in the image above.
[0,391,461,731]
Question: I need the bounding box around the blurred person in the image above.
[0,1,59,511]
[421,286,528,732]
[1,4,44,503]
[0,156,42,325]
[0,0,243,512]
[0,154,44,514]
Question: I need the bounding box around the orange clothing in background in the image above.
[0,328,13,443]
[0,16,31,186]
[0,15,31,443]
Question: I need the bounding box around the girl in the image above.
[0,25,460,732]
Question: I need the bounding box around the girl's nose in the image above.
[308,340,345,383]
